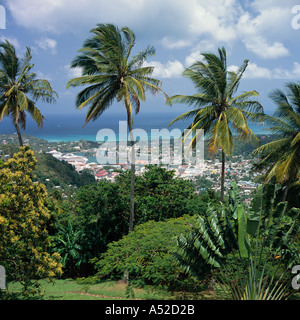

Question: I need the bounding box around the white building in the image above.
[47,150,88,165]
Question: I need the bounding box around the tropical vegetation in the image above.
[253,82,300,201]
[168,47,263,201]
[0,147,62,297]
[0,27,299,301]
[66,23,166,233]
[0,41,57,147]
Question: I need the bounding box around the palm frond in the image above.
[67,23,164,125]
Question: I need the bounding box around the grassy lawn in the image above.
[5,278,300,300]
[6,278,219,300]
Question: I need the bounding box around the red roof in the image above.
[95,170,108,177]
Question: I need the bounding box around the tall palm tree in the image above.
[66,23,165,233]
[253,82,300,201]
[168,47,263,201]
[0,41,57,146]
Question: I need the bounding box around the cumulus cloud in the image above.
[228,62,272,79]
[145,60,185,79]
[228,61,300,80]
[36,37,57,54]
[4,0,242,42]
[185,40,218,66]
[187,0,240,42]
[273,62,300,79]
[161,37,191,50]
[243,37,289,59]
[244,62,272,79]
[64,64,82,78]
[4,0,295,63]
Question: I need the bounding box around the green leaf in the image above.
[237,205,250,259]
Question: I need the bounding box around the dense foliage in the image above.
[92,215,201,291]
[53,165,214,277]
[173,182,300,299]
[0,147,62,296]
[0,37,299,300]
[34,153,95,190]
[116,165,201,223]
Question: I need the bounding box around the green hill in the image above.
[0,142,95,191]
[34,153,95,190]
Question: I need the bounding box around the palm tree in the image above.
[66,23,165,233]
[168,47,263,201]
[253,82,300,201]
[0,41,57,146]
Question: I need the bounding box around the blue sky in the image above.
[1,0,300,121]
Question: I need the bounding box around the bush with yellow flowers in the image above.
[0,146,62,297]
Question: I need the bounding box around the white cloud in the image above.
[36,38,57,54]
[228,63,271,79]
[0,36,20,49]
[273,62,300,79]
[243,37,289,59]
[145,60,184,79]
[237,3,292,39]
[185,40,217,66]
[35,70,52,81]
[161,37,191,50]
[4,0,241,42]
[185,51,204,67]
[244,62,272,79]
[186,0,241,42]
[4,0,296,62]
[228,61,300,80]
[64,64,82,78]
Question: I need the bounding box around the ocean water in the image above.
[0,112,271,142]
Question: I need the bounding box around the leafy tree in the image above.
[116,165,198,224]
[71,165,207,276]
[253,82,300,200]
[0,41,57,146]
[46,189,73,236]
[66,23,166,233]
[168,47,263,201]
[0,147,62,296]
[34,153,95,190]
[93,215,200,291]
[74,180,128,263]
[51,221,86,278]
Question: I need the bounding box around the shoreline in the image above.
[11,128,272,143]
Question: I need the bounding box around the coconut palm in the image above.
[66,24,165,233]
[0,41,57,146]
[168,47,263,201]
[253,82,300,200]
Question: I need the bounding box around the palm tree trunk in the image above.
[128,126,135,234]
[220,150,225,202]
[124,123,135,284]
[15,122,23,147]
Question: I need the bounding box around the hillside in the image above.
[34,153,95,190]
[0,141,95,191]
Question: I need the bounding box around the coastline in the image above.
[20,124,272,143]
[0,113,271,143]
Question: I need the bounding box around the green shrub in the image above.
[93,215,202,291]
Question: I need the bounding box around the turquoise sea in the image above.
[0,112,271,142]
